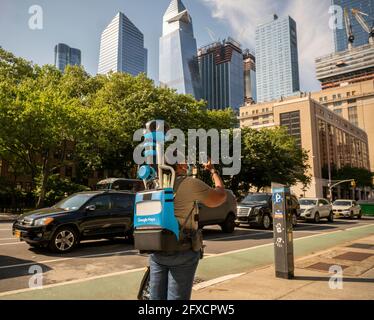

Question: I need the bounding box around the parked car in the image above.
[96,178,145,193]
[332,199,362,219]
[198,190,237,233]
[12,191,135,253]
[299,198,333,223]
[236,193,300,229]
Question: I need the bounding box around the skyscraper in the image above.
[54,43,81,72]
[98,12,147,76]
[332,0,374,52]
[255,15,300,103]
[159,0,201,98]
[198,38,244,110]
[243,50,257,103]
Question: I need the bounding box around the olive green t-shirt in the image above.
[174,176,211,230]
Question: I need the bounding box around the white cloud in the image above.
[201,0,333,92]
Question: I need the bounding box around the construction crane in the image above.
[351,8,374,45]
[344,7,355,50]
[205,27,218,42]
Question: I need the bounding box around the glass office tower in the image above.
[255,15,300,103]
[332,0,374,52]
[159,0,201,98]
[98,12,147,76]
[198,38,244,110]
[54,43,81,72]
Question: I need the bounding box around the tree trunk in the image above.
[36,157,49,209]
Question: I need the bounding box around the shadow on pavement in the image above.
[0,255,51,281]
[26,237,136,258]
[294,275,374,283]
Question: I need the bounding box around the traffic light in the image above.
[351,180,356,188]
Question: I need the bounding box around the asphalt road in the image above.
[1,217,374,295]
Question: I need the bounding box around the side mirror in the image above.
[86,205,96,212]
[319,203,324,207]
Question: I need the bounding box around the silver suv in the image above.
[198,190,237,233]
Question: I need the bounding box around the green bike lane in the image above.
[1,224,373,300]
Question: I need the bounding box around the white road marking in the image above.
[205,223,374,258]
[0,238,18,241]
[206,231,267,242]
[0,242,24,246]
[193,273,245,291]
[0,229,12,231]
[0,249,137,270]
[0,267,146,297]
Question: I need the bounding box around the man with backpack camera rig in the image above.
[148,158,227,300]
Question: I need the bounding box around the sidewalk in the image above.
[192,235,374,300]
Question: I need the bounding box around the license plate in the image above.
[14,230,21,238]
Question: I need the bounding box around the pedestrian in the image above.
[149,159,227,300]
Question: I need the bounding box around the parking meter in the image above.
[271,183,294,279]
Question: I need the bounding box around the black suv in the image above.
[12,191,135,253]
[235,193,300,230]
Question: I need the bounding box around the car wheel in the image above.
[49,226,78,253]
[358,211,362,219]
[314,212,320,223]
[220,214,236,233]
[262,214,272,230]
[328,211,334,222]
[292,213,298,227]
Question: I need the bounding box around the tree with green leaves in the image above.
[224,127,311,196]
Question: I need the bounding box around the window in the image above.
[333,101,342,107]
[87,195,111,210]
[111,194,133,210]
[334,109,342,114]
[348,106,358,126]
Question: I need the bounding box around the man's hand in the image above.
[202,158,214,172]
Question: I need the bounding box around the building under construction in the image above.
[315,43,374,89]
[316,7,374,90]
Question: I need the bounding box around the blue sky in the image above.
[0,0,333,92]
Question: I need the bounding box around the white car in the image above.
[299,198,333,223]
[332,200,362,219]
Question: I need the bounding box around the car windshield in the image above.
[299,199,317,206]
[333,201,352,206]
[53,194,93,211]
[242,194,270,204]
